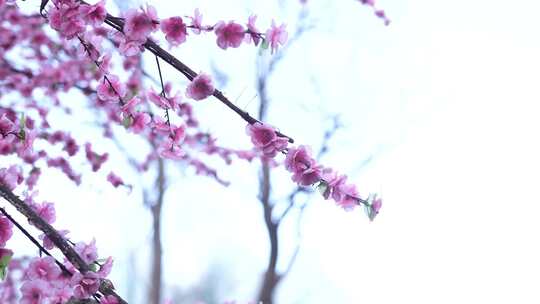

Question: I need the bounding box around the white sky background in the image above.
[7,0,540,303]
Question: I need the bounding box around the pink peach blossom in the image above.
[161,16,187,46]
[214,21,245,50]
[246,15,261,46]
[0,215,13,247]
[107,172,124,187]
[20,279,50,304]
[96,75,126,102]
[246,122,288,158]
[0,165,23,191]
[26,256,61,281]
[188,8,204,34]
[285,146,322,186]
[186,73,214,101]
[72,271,100,299]
[123,5,159,41]
[266,20,287,54]
[79,1,107,27]
[131,112,151,134]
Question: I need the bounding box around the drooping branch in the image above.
[72,0,294,143]
[0,184,128,304]
[0,207,71,275]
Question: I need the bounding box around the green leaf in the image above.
[122,115,133,128]
[0,251,13,280]
[19,113,26,141]
[317,181,328,197]
[260,39,269,50]
[89,262,99,272]
[363,203,372,220]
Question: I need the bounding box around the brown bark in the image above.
[148,158,165,304]
[256,162,281,304]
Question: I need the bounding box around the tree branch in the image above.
[0,207,71,275]
[148,158,166,304]
[0,184,128,304]
[88,3,294,143]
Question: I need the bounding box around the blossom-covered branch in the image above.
[0,184,127,303]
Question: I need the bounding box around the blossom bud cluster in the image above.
[359,0,391,25]
[247,123,382,216]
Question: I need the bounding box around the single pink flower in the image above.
[245,15,261,46]
[63,136,79,156]
[152,117,170,134]
[20,279,51,304]
[107,172,124,187]
[320,168,348,201]
[31,201,56,224]
[246,122,288,158]
[79,1,107,27]
[75,239,98,264]
[26,256,61,281]
[97,256,114,278]
[336,183,361,210]
[0,165,23,191]
[186,73,214,101]
[171,125,186,145]
[123,5,159,41]
[97,53,112,74]
[188,8,204,34]
[294,165,322,186]
[369,195,382,220]
[118,37,145,57]
[0,215,13,247]
[161,16,187,46]
[131,112,151,134]
[318,169,363,210]
[285,146,322,186]
[158,139,185,160]
[39,230,69,250]
[0,165,18,188]
[266,20,288,54]
[96,75,126,102]
[72,271,100,299]
[214,21,245,50]
[0,114,14,136]
[285,145,314,172]
[121,96,141,115]
[148,89,179,110]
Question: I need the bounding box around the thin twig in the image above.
[0,207,72,275]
